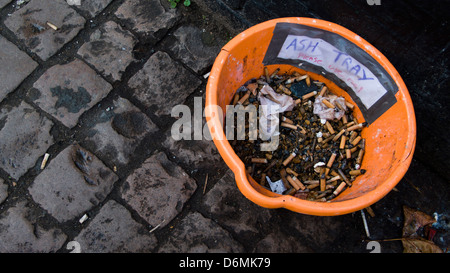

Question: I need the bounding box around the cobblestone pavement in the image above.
[0,0,448,253]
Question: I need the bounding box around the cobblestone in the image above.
[30,58,112,128]
[158,211,245,253]
[128,51,202,116]
[115,0,179,42]
[4,0,85,61]
[29,145,118,223]
[0,35,38,102]
[121,151,197,228]
[0,201,67,253]
[81,97,158,167]
[77,21,137,82]
[75,0,114,18]
[0,0,11,9]
[0,101,54,180]
[163,25,222,73]
[74,200,157,253]
[201,170,272,236]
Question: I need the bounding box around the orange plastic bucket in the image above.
[205,18,416,216]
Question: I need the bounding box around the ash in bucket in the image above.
[229,67,368,202]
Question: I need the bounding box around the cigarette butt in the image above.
[346,122,367,132]
[294,98,302,105]
[286,75,305,84]
[264,67,270,82]
[346,148,352,159]
[345,101,355,110]
[320,176,326,192]
[79,214,89,224]
[305,75,311,87]
[282,152,296,166]
[286,176,300,190]
[40,153,50,169]
[349,131,358,143]
[326,152,337,175]
[349,169,366,176]
[270,68,280,78]
[46,21,58,30]
[251,158,268,164]
[262,160,278,173]
[280,169,290,189]
[326,153,336,168]
[232,93,240,105]
[365,206,376,217]
[322,99,335,109]
[281,122,298,130]
[326,175,341,183]
[330,170,340,177]
[289,175,306,190]
[237,90,250,105]
[325,121,335,134]
[319,86,327,97]
[342,114,348,124]
[333,182,347,196]
[247,83,258,96]
[281,116,294,124]
[338,169,352,186]
[351,136,362,146]
[345,121,356,128]
[322,134,335,144]
[278,85,291,95]
[260,173,266,186]
[335,101,345,111]
[286,167,299,177]
[302,91,317,100]
[297,125,307,134]
[340,135,346,149]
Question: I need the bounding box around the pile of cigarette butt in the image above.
[229,67,368,202]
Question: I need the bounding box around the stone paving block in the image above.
[115,0,179,42]
[163,95,224,171]
[77,21,137,82]
[128,51,202,116]
[81,97,158,167]
[29,145,118,223]
[253,231,314,253]
[201,169,272,236]
[0,101,54,180]
[4,0,85,61]
[0,0,11,9]
[0,178,7,204]
[158,211,245,253]
[163,25,222,73]
[30,58,112,128]
[163,130,223,171]
[0,35,38,102]
[284,213,345,248]
[0,201,67,253]
[121,151,197,228]
[75,0,113,18]
[73,200,157,253]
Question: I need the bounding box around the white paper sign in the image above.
[277,35,388,109]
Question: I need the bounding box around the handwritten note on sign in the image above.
[277,35,388,109]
